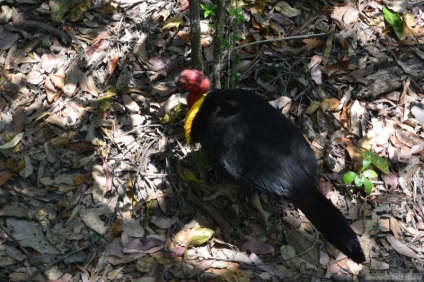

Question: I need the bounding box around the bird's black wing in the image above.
[191,89,318,201]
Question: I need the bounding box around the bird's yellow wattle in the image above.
[184,94,206,144]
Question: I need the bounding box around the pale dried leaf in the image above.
[386,235,421,259]
[274,1,301,17]
[0,132,24,149]
[122,219,145,238]
[26,70,43,85]
[18,154,33,178]
[6,218,60,254]
[80,207,112,234]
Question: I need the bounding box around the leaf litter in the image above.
[0,0,423,281]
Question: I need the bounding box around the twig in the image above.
[235,33,328,49]
[283,226,319,263]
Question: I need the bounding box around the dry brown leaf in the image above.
[0,132,24,150]
[308,55,323,85]
[404,12,424,38]
[303,38,324,51]
[321,98,340,112]
[162,15,184,30]
[0,171,12,187]
[331,4,359,29]
[350,100,366,136]
[395,125,423,148]
[177,30,191,44]
[386,235,422,259]
[122,219,145,238]
[45,75,61,103]
[150,215,177,229]
[26,70,43,85]
[12,105,25,135]
[284,229,320,265]
[370,258,390,270]
[50,73,65,89]
[106,52,120,81]
[389,216,403,239]
[80,207,112,234]
[241,239,274,255]
[64,68,78,97]
[274,1,301,17]
[40,53,58,73]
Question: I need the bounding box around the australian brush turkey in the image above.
[177,69,365,264]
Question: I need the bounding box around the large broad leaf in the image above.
[383,6,404,39]
[362,150,390,174]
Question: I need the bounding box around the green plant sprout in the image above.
[228,5,244,22]
[200,2,216,18]
[372,220,382,232]
[342,150,389,195]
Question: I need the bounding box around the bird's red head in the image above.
[178,69,211,108]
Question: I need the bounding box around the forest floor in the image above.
[1,0,424,281]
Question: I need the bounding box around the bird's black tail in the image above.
[293,188,365,263]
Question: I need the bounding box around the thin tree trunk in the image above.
[188,0,203,71]
[211,0,225,89]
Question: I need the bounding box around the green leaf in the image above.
[187,227,214,246]
[362,150,389,174]
[363,169,378,179]
[50,0,72,23]
[183,227,214,261]
[342,171,357,184]
[372,220,381,231]
[361,157,371,171]
[183,246,188,261]
[383,6,404,39]
[364,177,373,195]
[97,88,116,114]
[354,175,364,187]
[228,6,245,22]
[200,3,216,18]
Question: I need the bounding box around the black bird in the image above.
[178,69,365,263]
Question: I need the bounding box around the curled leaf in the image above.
[0,132,24,150]
[187,227,214,247]
[274,1,301,18]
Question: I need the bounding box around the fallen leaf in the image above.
[274,1,301,18]
[386,235,421,259]
[0,132,24,150]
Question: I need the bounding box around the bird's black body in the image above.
[189,89,365,263]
